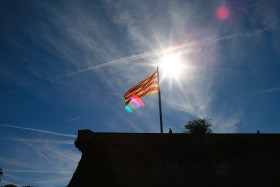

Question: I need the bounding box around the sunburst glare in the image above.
[160,54,183,79]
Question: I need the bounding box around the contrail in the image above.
[66,116,82,123]
[0,124,76,138]
[18,27,274,86]
[251,87,280,96]
[4,169,72,174]
[210,27,271,44]
[53,27,272,77]
[17,42,194,85]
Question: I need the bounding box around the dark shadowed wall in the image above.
[68,130,280,186]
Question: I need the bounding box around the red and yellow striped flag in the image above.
[124,69,159,105]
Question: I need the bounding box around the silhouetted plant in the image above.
[4,184,17,187]
[184,118,212,134]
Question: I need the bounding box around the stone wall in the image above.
[68,130,280,186]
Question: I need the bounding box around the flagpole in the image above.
[157,66,163,134]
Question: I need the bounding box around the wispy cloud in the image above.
[0,124,76,138]
[0,156,32,169]
[2,173,34,185]
[0,137,73,144]
[1,179,19,187]
[2,0,277,135]
[0,136,80,186]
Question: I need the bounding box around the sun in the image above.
[160,54,183,78]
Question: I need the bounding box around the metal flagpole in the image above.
[157,66,163,134]
[0,169,3,183]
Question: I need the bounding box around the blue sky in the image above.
[1,0,280,186]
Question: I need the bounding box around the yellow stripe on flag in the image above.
[124,69,159,105]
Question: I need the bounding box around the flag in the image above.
[124,69,159,105]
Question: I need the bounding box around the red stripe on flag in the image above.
[124,69,159,105]
[124,73,158,95]
[124,80,158,96]
[124,83,158,100]
[135,87,159,98]
[125,87,159,105]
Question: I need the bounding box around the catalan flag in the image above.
[124,69,159,105]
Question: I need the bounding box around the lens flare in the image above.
[131,93,145,107]
[216,6,229,20]
[125,105,132,113]
[124,94,145,113]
